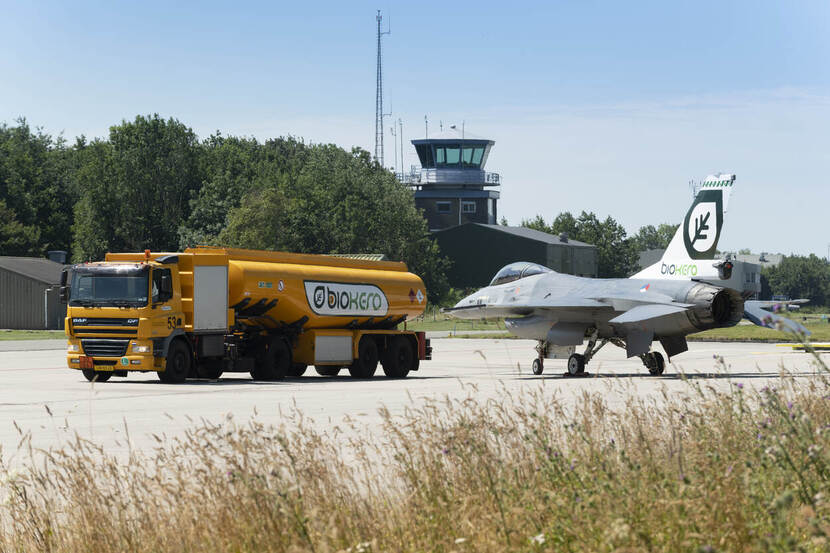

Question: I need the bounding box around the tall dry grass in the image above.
[2,358,830,552]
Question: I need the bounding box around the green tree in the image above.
[632,223,679,252]
[763,255,830,306]
[217,144,450,301]
[522,211,638,277]
[72,115,203,260]
[0,119,76,255]
[179,135,309,247]
[0,199,40,255]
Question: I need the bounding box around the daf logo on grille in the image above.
[72,318,87,325]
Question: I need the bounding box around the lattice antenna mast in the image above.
[374,10,391,166]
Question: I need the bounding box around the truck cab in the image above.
[65,255,187,382]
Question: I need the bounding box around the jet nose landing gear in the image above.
[532,328,605,378]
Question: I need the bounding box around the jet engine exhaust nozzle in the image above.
[684,282,744,330]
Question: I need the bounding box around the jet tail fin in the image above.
[631,173,735,280]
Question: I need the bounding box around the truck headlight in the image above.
[67,344,80,353]
[132,344,151,353]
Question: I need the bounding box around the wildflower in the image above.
[454,538,467,544]
[441,447,449,455]
[787,401,794,410]
[530,533,546,545]
[736,382,744,390]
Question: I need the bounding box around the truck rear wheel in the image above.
[382,336,413,378]
[82,369,112,383]
[251,337,290,381]
[159,339,191,383]
[287,364,307,377]
[349,337,379,378]
[315,366,340,377]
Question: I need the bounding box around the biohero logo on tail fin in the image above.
[631,173,735,280]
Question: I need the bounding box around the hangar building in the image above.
[0,256,66,329]
[434,223,598,288]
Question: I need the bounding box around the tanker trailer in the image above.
[63,247,430,383]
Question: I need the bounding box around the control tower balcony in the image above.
[400,166,500,189]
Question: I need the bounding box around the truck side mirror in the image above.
[160,274,173,302]
[59,269,69,303]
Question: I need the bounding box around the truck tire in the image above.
[315,366,340,377]
[251,337,290,381]
[382,336,413,378]
[82,369,112,383]
[287,364,307,377]
[349,337,379,378]
[159,339,191,383]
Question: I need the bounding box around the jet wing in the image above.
[442,298,609,320]
[744,300,810,336]
[608,303,690,325]
[604,304,693,357]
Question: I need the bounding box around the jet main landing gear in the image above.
[640,351,665,375]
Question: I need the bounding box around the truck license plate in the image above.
[80,356,94,369]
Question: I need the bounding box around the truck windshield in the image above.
[69,265,149,307]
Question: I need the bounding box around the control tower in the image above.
[401,126,500,231]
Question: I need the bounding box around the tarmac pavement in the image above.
[0,338,826,460]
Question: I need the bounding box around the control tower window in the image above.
[445,145,460,165]
[461,146,486,168]
[415,144,435,168]
[435,145,461,167]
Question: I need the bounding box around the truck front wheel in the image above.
[159,339,191,383]
[82,369,112,383]
[382,336,413,378]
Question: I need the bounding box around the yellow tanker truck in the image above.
[61,247,430,383]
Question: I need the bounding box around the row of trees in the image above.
[2,115,826,304]
[520,213,677,278]
[0,116,449,299]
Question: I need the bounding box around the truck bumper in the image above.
[67,353,161,372]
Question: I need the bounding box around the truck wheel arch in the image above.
[156,329,189,359]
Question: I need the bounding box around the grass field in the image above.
[0,330,65,341]
[689,323,830,342]
[2,355,830,552]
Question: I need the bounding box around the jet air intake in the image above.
[683,282,743,330]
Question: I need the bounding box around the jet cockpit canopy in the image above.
[489,262,552,286]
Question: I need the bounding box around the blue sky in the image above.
[2,0,829,257]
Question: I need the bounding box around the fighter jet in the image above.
[444,174,805,376]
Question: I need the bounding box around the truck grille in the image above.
[81,339,129,357]
[72,318,139,326]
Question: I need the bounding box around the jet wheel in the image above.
[567,353,586,376]
[647,352,665,376]
[531,358,544,375]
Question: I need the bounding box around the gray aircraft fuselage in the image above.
[448,270,743,359]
